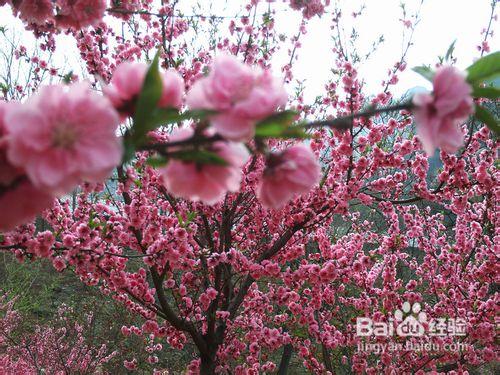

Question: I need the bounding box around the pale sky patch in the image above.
[0,0,497,103]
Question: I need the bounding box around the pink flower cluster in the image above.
[413,66,474,156]
[258,145,320,209]
[105,61,184,118]
[0,83,121,230]
[109,0,141,20]
[11,0,53,25]
[0,101,53,230]
[159,130,321,209]
[289,0,328,19]
[160,128,250,205]
[159,55,319,209]
[0,299,116,373]
[187,54,288,141]
[2,0,106,28]
[56,0,107,29]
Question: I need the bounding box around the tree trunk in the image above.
[200,354,216,375]
[322,344,334,373]
[277,344,293,375]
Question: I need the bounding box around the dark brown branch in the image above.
[277,344,293,375]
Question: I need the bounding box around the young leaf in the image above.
[151,108,217,128]
[176,212,185,226]
[257,110,298,128]
[255,122,285,138]
[255,110,310,139]
[281,127,312,139]
[131,50,163,144]
[146,156,168,168]
[412,66,434,82]
[255,123,310,139]
[170,150,229,166]
[136,108,217,137]
[474,104,499,135]
[121,138,137,164]
[62,71,74,84]
[471,86,500,100]
[466,51,500,84]
[186,211,197,222]
[444,39,456,62]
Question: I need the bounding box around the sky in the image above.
[278,0,499,100]
[0,0,498,103]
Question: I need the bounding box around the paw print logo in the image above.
[395,301,427,337]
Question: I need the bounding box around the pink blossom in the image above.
[52,256,66,272]
[0,180,54,231]
[160,128,249,205]
[206,287,218,299]
[258,145,320,209]
[0,101,54,231]
[105,62,184,118]
[289,0,326,19]
[109,0,141,17]
[1,2,497,372]
[479,41,490,53]
[123,359,138,370]
[4,83,122,195]
[56,0,106,29]
[0,102,21,186]
[186,54,287,141]
[121,326,131,336]
[400,19,412,28]
[412,66,473,155]
[15,0,54,25]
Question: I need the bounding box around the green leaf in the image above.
[466,51,500,84]
[283,127,312,139]
[151,108,216,128]
[257,110,297,127]
[170,150,229,166]
[186,211,197,222]
[0,234,4,243]
[255,122,287,137]
[138,108,217,136]
[101,224,108,238]
[62,71,73,84]
[121,138,136,164]
[122,107,217,165]
[182,109,217,120]
[471,86,500,99]
[444,39,456,62]
[176,212,184,226]
[177,211,197,228]
[146,156,168,168]
[131,50,163,144]
[174,58,184,68]
[88,212,101,229]
[474,105,499,135]
[255,110,310,139]
[133,106,215,147]
[256,123,311,139]
[149,108,181,127]
[412,66,434,82]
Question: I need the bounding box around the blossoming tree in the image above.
[0,0,498,373]
[0,295,117,373]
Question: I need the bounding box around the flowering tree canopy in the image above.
[0,0,498,373]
